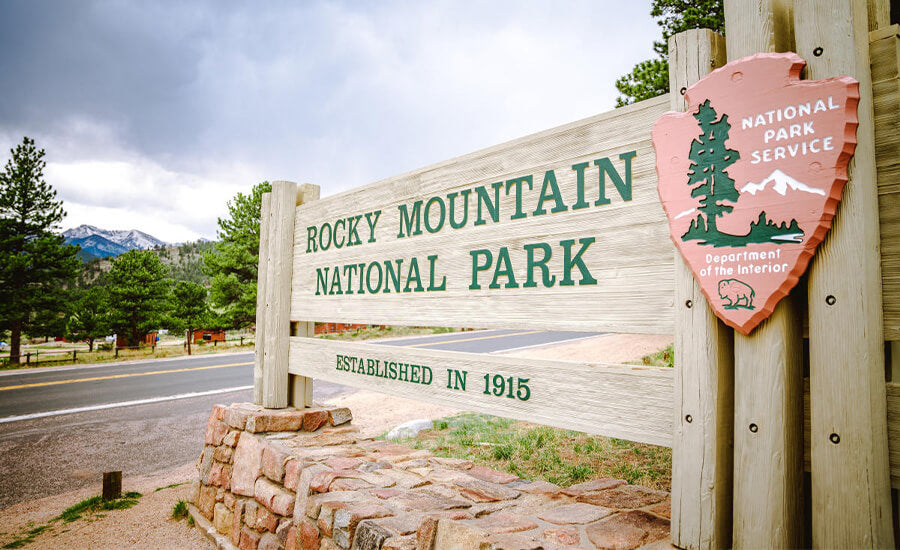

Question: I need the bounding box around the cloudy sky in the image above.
[0,1,659,243]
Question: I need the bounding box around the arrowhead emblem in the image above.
[652,52,859,334]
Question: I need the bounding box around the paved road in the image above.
[0,329,597,509]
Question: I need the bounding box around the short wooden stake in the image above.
[102,471,122,501]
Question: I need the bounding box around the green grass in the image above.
[55,492,142,523]
[1,492,143,548]
[635,343,674,368]
[171,500,189,520]
[155,482,186,492]
[399,413,671,490]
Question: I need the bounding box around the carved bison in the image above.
[718,279,755,310]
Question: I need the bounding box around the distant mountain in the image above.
[740,169,826,197]
[64,224,168,260]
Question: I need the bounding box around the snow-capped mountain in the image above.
[740,169,826,196]
[63,224,168,260]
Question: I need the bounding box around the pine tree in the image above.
[615,0,725,106]
[202,182,271,329]
[683,99,740,242]
[168,281,211,356]
[106,250,170,347]
[0,137,80,363]
[66,286,111,352]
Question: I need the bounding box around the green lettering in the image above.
[424,196,445,233]
[384,259,402,293]
[489,247,519,289]
[405,257,425,292]
[533,170,567,216]
[469,249,492,290]
[427,255,446,291]
[448,190,470,229]
[366,262,383,294]
[474,182,503,226]
[397,201,423,238]
[571,162,590,210]
[346,215,362,246]
[560,237,597,286]
[329,265,343,295]
[315,267,329,295]
[341,264,358,294]
[306,226,318,253]
[505,175,533,220]
[524,243,555,288]
[333,218,346,248]
[364,210,381,243]
[594,150,636,206]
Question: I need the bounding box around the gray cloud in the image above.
[0,0,658,240]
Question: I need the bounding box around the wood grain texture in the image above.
[724,1,805,547]
[287,184,320,409]
[795,1,894,547]
[871,26,900,340]
[667,29,734,550]
[261,181,298,409]
[288,337,674,446]
[253,192,272,405]
[288,97,674,334]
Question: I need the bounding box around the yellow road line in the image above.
[0,362,253,392]
[405,330,545,348]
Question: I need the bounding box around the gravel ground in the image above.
[0,333,670,549]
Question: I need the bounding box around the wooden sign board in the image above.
[290,97,674,334]
[289,336,674,446]
[653,53,858,334]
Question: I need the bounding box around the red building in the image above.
[191,329,226,343]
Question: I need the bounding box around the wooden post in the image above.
[723,1,805,547]
[102,471,122,500]
[794,0,895,546]
[288,183,320,408]
[668,29,734,550]
[260,181,298,409]
[254,192,272,405]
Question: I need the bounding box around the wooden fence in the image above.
[253,1,900,547]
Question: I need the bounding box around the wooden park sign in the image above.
[254,7,900,548]
[653,52,859,334]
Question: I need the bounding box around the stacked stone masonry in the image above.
[192,403,671,550]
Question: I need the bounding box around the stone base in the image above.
[192,403,671,550]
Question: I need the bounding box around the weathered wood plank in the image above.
[261,181,298,408]
[871,26,900,340]
[288,337,674,446]
[253,192,272,405]
[667,29,733,550]
[795,1,894,546]
[288,96,674,333]
[724,1,805,547]
[287,184,321,409]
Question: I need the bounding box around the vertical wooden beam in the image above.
[723,1,805,547]
[288,183,320,408]
[260,181,298,409]
[794,1,894,546]
[253,192,272,405]
[668,28,734,550]
[868,0,890,31]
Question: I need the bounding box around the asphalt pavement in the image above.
[0,329,598,509]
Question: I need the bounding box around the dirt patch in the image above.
[0,463,211,549]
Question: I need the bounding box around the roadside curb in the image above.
[187,503,237,550]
